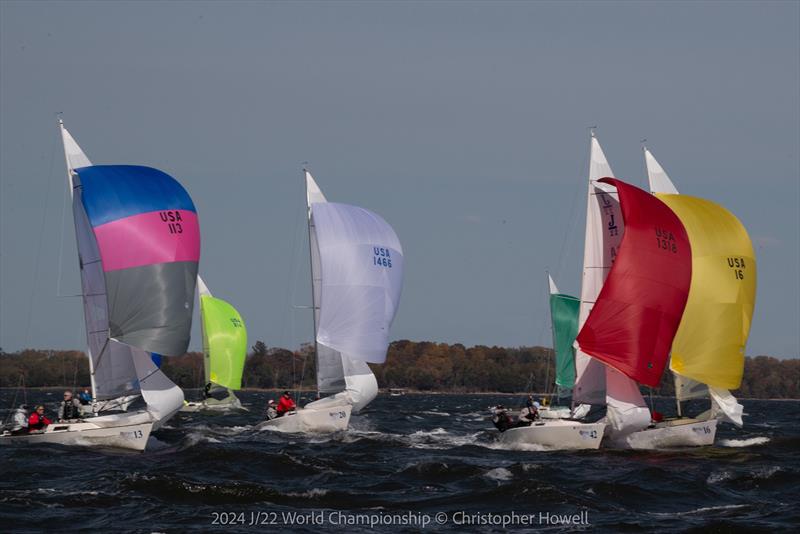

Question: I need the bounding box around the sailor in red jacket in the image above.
[28,405,51,432]
[276,391,296,417]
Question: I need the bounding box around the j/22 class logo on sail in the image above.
[160,210,184,234]
[373,247,392,268]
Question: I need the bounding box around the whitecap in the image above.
[484,467,513,481]
[718,436,770,447]
[706,470,734,484]
[483,441,550,452]
[649,504,749,518]
[286,488,329,498]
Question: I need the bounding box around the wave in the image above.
[482,440,552,452]
[718,436,770,447]
[483,467,514,482]
[649,504,750,517]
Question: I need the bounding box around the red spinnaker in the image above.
[576,178,691,387]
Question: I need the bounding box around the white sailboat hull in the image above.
[605,418,717,449]
[499,420,605,450]
[0,418,152,451]
[255,404,352,434]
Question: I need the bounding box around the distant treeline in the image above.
[1,342,799,399]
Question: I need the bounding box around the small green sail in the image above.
[548,275,580,389]
[200,289,247,391]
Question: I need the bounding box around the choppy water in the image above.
[1,391,798,532]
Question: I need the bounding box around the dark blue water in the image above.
[1,391,798,532]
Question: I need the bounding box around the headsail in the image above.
[646,148,754,426]
[61,121,193,419]
[198,275,247,391]
[547,275,579,389]
[305,170,403,412]
[644,148,678,194]
[576,178,692,386]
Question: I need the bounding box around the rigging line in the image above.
[24,127,60,347]
[534,141,589,351]
[2,375,23,426]
[555,142,590,281]
[290,200,307,390]
[278,187,305,356]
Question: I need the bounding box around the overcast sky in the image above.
[1,1,798,358]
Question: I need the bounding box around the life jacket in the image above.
[28,412,51,431]
[276,396,296,414]
[62,400,81,420]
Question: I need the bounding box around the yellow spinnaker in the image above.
[656,194,756,389]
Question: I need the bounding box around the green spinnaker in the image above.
[549,293,580,389]
[201,295,247,390]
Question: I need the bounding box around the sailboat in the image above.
[1,120,196,451]
[536,275,590,420]
[497,191,606,449]
[575,174,714,448]
[644,146,755,432]
[180,276,248,412]
[258,169,404,433]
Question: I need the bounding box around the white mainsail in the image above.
[574,133,650,434]
[645,147,744,426]
[304,170,403,413]
[62,123,139,401]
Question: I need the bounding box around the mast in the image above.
[304,168,320,393]
[545,271,556,400]
[197,275,212,388]
[59,118,98,403]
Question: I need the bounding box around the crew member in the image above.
[28,405,51,432]
[10,404,28,435]
[58,390,83,421]
[491,405,514,432]
[265,400,278,420]
[276,391,296,417]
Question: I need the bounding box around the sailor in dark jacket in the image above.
[58,390,83,421]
